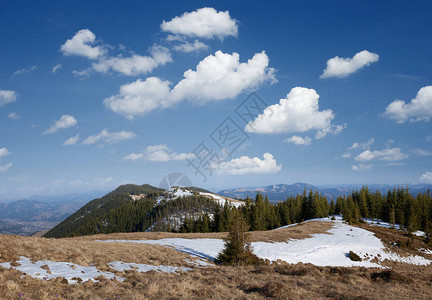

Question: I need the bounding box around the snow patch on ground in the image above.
[98,222,431,268]
[0,257,195,284]
[0,256,124,284]
[108,261,191,273]
[167,187,193,199]
[184,258,213,267]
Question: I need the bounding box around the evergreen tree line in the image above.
[179,190,330,233]
[334,187,432,233]
[180,187,432,235]
[66,195,218,237]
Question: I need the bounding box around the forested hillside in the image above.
[43,184,163,238]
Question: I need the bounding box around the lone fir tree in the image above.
[215,210,261,266]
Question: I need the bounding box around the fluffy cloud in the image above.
[0,89,17,107]
[411,148,432,156]
[7,112,20,120]
[383,86,432,123]
[82,129,136,145]
[420,172,432,184]
[90,45,172,76]
[173,40,209,53]
[44,115,77,134]
[355,147,408,162]
[352,163,373,171]
[105,51,275,118]
[161,7,238,39]
[214,153,281,175]
[63,134,80,146]
[103,77,172,119]
[245,87,340,137]
[0,147,11,158]
[284,136,311,146]
[171,51,275,104]
[61,30,170,76]
[0,162,12,173]
[124,144,195,162]
[320,50,379,78]
[13,65,37,77]
[60,29,106,59]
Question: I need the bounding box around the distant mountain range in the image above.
[218,183,432,203]
[0,191,106,236]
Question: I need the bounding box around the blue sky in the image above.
[1,0,432,200]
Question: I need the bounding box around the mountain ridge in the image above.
[218,182,432,202]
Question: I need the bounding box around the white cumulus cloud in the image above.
[60,29,106,59]
[245,87,341,138]
[320,50,379,78]
[285,136,311,146]
[171,51,275,104]
[355,147,408,162]
[82,129,136,145]
[161,7,238,39]
[0,89,17,107]
[420,171,432,184]
[62,30,171,77]
[0,162,12,173]
[214,153,281,175]
[383,86,432,123]
[173,40,209,53]
[105,51,275,118]
[63,134,80,146]
[90,45,172,76]
[124,144,195,162]
[103,77,172,119]
[44,115,77,134]
[0,147,11,158]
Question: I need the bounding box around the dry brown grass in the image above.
[1,221,432,299]
[75,220,333,243]
[1,261,432,299]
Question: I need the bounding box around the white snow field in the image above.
[0,256,124,283]
[0,257,195,284]
[98,221,431,268]
[108,261,191,273]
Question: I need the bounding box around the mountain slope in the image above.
[43,184,164,238]
[43,185,243,238]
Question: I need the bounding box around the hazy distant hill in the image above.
[0,191,105,236]
[218,183,432,202]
